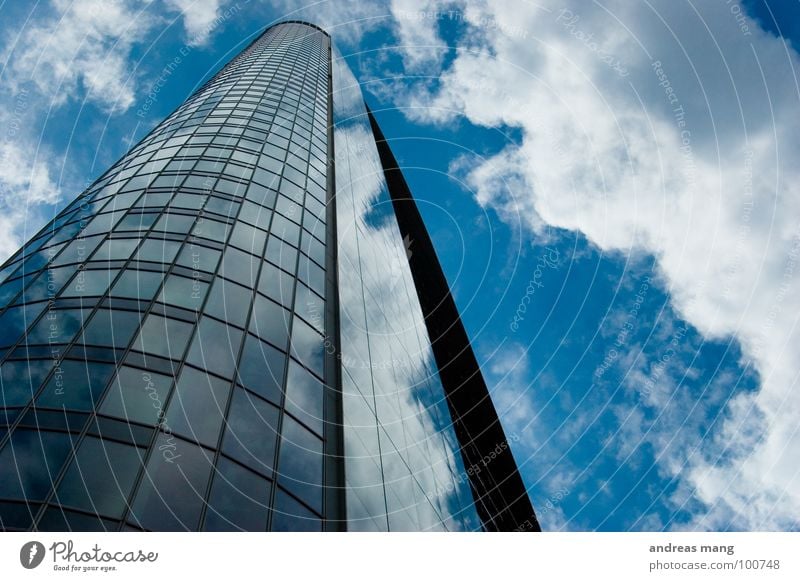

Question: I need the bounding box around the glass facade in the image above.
[332,53,481,531]
[0,21,536,532]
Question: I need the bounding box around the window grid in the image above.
[0,22,331,532]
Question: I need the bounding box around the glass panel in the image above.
[55,437,143,517]
[214,178,247,197]
[195,160,225,174]
[218,246,259,287]
[257,154,283,175]
[270,213,301,247]
[109,270,164,301]
[128,434,213,531]
[132,314,193,359]
[175,244,221,273]
[0,304,46,348]
[99,366,172,426]
[272,489,321,532]
[244,183,276,208]
[152,213,196,234]
[289,318,324,379]
[249,294,291,351]
[89,416,154,447]
[258,263,295,308]
[135,239,181,263]
[38,507,116,532]
[222,162,253,183]
[236,335,285,404]
[0,275,29,307]
[170,193,207,210]
[115,212,159,231]
[276,416,322,513]
[157,274,208,311]
[203,197,239,219]
[333,46,483,528]
[180,175,209,191]
[301,230,325,266]
[82,212,124,237]
[0,429,73,500]
[0,359,55,407]
[60,269,117,298]
[297,254,324,296]
[240,200,272,229]
[275,196,302,224]
[25,308,87,345]
[185,318,243,379]
[229,222,267,255]
[92,238,139,261]
[203,457,270,531]
[135,192,172,208]
[303,211,325,241]
[165,366,231,447]
[221,388,279,477]
[79,309,141,348]
[284,360,323,435]
[266,237,297,272]
[18,267,73,303]
[51,235,103,267]
[294,282,324,333]
[203,278,251,328]
[0,501,38,530]
[36,360,115,411]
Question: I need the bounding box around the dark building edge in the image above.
[366,105,541,532]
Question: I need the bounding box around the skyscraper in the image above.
[0,21,538,532]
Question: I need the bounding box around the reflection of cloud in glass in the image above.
[332,50,481,531]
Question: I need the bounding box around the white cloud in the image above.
[486,341,536,428]
[0,0,243,261]
[3,0,156,113]
[394,0,800,529]
[389,0,449,72]
[482,340,588,530]
[265,0,388,47]
[164,0,230,46]
[0,140,62,261]
[2,0,238,114]
[0,0,159,261]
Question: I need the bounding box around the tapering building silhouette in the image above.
[0,21,538,532]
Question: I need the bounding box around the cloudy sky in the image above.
[1,0,798,531]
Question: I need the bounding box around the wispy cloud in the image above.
[265,0,388,47]
[389,0,451,72]
[481,340,586,530]
[165,0,233,46]
[0,0,244,259]
[0,139,62,260]
[393,0,800,529]
[2,0,156,113]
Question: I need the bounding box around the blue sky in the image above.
[1,0,799,531]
